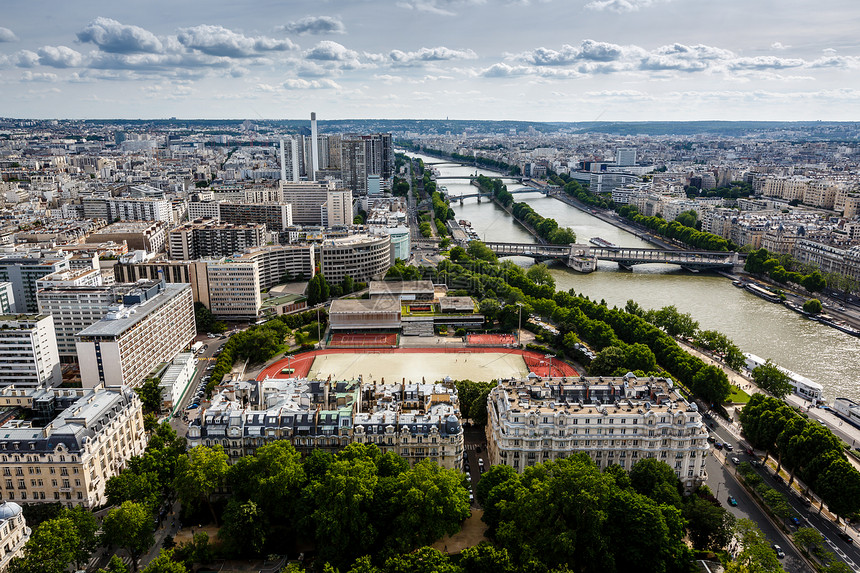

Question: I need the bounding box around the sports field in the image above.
[258,348,578,383]
[328,332,398,348]
[306,351,528,382]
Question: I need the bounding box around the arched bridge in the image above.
[482,242,739,273]
[446,188,551,201]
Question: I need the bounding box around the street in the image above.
[707,417,860,573]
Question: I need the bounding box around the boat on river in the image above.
[589,237,620,251]
[815,315,860,337]
[743,282,782,303]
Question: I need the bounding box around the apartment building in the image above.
[85,220,168,253]
[82,197,172,223]
[0,315,61,388]
[37,284,137,362]
[0,253,71,313]
[187,378,463,469]
[320,234,391,283]
[486,375,710,490]
[0,385,146,508]
[321,189,354,227]
[279,181,334,225]
[0,283,14,314]
[76,282,195,388]
[206,260,261,319]
[168,219,266,260]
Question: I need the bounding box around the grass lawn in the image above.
[728,385,751,404]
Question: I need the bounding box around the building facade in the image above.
[187,378,463,469]
[76,282,195,388]
[0,315,61,388]
[486,375,710,490]
[0,254,71,314]
[0,501,29,570]
[168,219,266,260]
[0,385,146,508]
[320,234,391,283]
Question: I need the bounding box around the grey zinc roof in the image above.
[76,283,189,337]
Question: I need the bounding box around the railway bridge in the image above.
[482,242,739,273]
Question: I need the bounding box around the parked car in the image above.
[772,544,785,559]
[727,496,737,506]
[714,442,723,450]
[790,517,801,527]
[731,456,740,465]
[838,531,854,544]
[723,443,734,452]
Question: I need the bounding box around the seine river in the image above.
[410,153,860,402]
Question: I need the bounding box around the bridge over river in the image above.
[483,242,739,273]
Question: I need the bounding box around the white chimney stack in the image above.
[310,112,319,181]
[279,139,286,182]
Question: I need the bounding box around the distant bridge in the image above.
[446,188,550,202]
[482,242,739,273]
[433,175,526,181]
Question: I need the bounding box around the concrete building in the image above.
[206,260,262,319]
[486,374,710,490]
[0,501,29,569]
[188,201,294,232]
[168,219,266,260]
[37,284,138,362]
[320,234,391,283]
[76,282,195,388]
[0,385,146,508]
[188,377,463,469]
[279,181,334,225]
[0,254,71,313]
[35,267,102,290]
[159,353,195,413]
[86,221,168,254]
[329,298,402,330]
[0,315,61,388]
[82,197,172,223]
[615,148,637,167]
[0,283,14,314]
[340,136,368,196]
[321,189,354,227]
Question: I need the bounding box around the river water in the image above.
[411,153,860,402]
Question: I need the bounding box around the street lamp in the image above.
[545,354,554,377]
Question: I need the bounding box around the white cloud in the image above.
[0,27,18,42]
[304,41,358,61]
[37,46,83,68]
[14,50,39,68]
[395,0,487,16]
[729,56,805,70]
[771,42,789,50]
[389,46,477,64]
[585,0,665,12]
[480,62,531,77]
[177,25,296,58]
[77,17,163,54]
[21,71,58,82]
[283,78,340,89]
[279,16,345,35]
[514,40,630,66]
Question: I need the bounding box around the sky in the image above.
[1,0,860,121]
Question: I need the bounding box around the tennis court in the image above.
[328,332,399,348]
[467,333,518,346]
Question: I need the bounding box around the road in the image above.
[169,334,229,435]
[707,417,860,573]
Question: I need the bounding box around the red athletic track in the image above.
[329,332,398,347]
[257,347,578,381]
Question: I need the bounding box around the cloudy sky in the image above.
[1,0,859,121]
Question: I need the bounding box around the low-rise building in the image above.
[86,220,168,254]
[320,234,391,283]
[0,384,146,508]
[486,374,709,490]
[159,353,195,413]
[329,298,402,330]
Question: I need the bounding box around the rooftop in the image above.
[76,282,188,338]
[330,297,401,313]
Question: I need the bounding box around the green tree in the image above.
[793,526,824,554]
[802,298,823,314]
[97,555,130,573]
[7,516,80,573]
[219,498,267,555]
[675,210,698,229]
[526,264,555,288]
[105,470,161,510]
[801,271,826,293]
[683,494,735,550]
[588,346,627,376]
[174,445,229,525]
[102,501,155,572]
[751,360,793,399]
[478,298,501,322]
[629,458,682,508]
[135,377,163,415]
[62,505,101,569]
[383,547,462,573]
[467,241,497,262]
[458,543,515,573]
[726,519,785,573]
[691,364,732,406]
[141,550,188,573]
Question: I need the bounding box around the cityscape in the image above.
[2,2,860,573]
